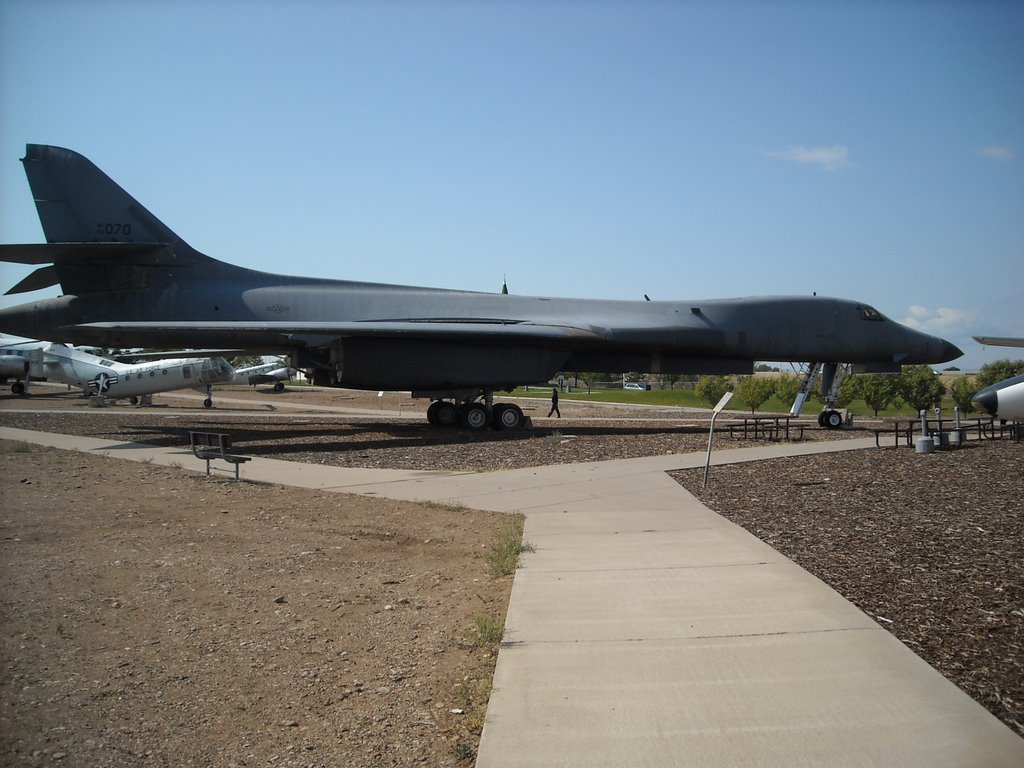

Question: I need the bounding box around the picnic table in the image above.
[725,415,804,442]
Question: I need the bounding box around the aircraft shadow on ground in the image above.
[106,421,708,457]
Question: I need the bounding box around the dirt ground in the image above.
[0,440,515,768]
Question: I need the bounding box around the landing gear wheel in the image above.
[434,401,458,427]
[11,381,25,395]
[492,403,524,430]
[426,401,441,426]
[274,381,284,392]
[204,397,213,408]
[129,396,139,405]
[824,409,843,429]
[458,402,489,430]
[817,411,827,427]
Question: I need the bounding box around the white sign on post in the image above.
[703,391,734,488]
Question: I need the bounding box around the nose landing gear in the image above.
[791,362,852,430]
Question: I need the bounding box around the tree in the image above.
[694,376,730,408]
[653,373,683,390]
[773,374,801,410]
[976,359,1024,388]
[574,372,602,394]
[833,374,859,409]
[949,376,978,414]
[734,376,775,414]
[896,365,946,412]
[856,374,897,416]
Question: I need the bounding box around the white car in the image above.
[623,383,644,391]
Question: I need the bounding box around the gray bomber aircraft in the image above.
[0,144,961,429]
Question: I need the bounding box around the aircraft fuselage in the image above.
[0,280,958,392]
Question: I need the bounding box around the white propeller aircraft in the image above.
[232,359,297,391]
[0,338,47,394]
[1,341,235,406]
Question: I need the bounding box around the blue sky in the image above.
[1,0,1021,370]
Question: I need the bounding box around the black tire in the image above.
[458,402,489,430]
[204,397,213,409]
[825,409,843,429]
[273,381,285,392]
[426,400,441,426]
[493,403,524,430]
[12,381,25,395]
[129,396,139,405]
[435,400,458,427]
[817,411,828,427]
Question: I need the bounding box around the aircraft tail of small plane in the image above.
[2,144,226,296]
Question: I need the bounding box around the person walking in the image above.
[548,387,560,418]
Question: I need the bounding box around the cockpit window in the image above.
[860,306,883,321]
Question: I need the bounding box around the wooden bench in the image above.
[188,431,251,480]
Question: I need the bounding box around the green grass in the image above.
[511,386,705,408]
[509,386,973,419]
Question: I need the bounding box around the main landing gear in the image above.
[424,391,525,431]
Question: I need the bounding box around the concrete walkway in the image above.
[2,426,1021,766]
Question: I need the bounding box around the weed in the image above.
[453,742,475,761]
[418,499,469,514]
[0,440,35,455]
[485,515,532,577]
[474,614,504,646]
[454,676,493,735]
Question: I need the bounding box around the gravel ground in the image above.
[2,385,1021,753]
[0,387,859,473]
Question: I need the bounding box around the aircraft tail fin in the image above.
[5,145,238,296]
[22,144,197,251]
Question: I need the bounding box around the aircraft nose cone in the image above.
[939,340,963,363]
[972,388,997,417]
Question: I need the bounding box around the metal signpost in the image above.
[703,391,734,489]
